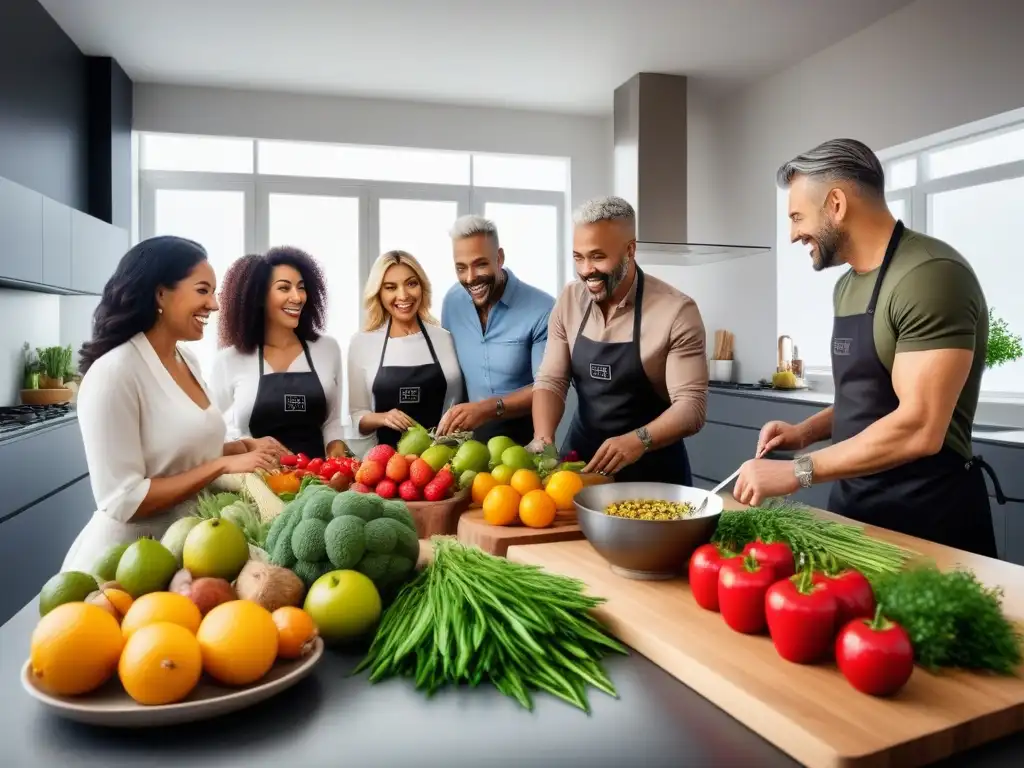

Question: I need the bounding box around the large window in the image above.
[137,133,570,428]
[777,111,1024,400]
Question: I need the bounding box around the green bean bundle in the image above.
[353,538,629,712]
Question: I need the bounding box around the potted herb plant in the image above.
[22,343,43,389]
[37,345,73,389]
[986,309,1023,370]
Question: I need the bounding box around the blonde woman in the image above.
[347,250,464,449]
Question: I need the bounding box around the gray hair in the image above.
[449,214,499,247]
[572,196,636,230]
[776,138,885,199]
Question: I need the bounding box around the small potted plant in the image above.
[986,309,1023,370]
[37,345,73,389]
[22,343,43,390]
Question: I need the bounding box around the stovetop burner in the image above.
[709,381,771,390]
[0,403,73,434]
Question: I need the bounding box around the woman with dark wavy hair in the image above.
[210,246,350,459]
[62,236,280,573]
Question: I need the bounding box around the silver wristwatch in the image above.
[793,454,814,488]
[635,427,653,452]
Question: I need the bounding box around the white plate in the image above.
[22,636,324,728]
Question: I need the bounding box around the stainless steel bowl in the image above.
[573,482,724,580]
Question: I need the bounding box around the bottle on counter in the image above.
[791,346,804,379]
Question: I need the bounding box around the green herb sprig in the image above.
[353,537,628,712]
[873,563,1023,674]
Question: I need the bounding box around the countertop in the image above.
[0,410,79,445]
[709,384,1024,447]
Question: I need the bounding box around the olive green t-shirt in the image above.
[833,229,988,459]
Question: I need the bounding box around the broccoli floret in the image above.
[356,553,415,589]
[264,508,294,554]
[380,500,418,533]
[331,490,383,522]
[302,491,335,522]
[324,515,367,569]
[364,517,419,561]
[292,559,328,588]
[291,518,327,562]
[270,511,300,568]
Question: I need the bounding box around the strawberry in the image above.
[385,454,410,483]
[375,479,398,499]
[351,482,373,494]
[434,466,455,491]
[365,444,397,464]
[399,480,421,502]
[423,478,447,502]
[409,458,435,489]
[355,459,386,487]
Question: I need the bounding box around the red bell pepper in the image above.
[718,553,776,634]
[742,539,795,580]
[688,543,737,612]
[306,457,325,475]
[279,454,299,467]
[836,604,915,697]
[812,567,875,629]
[295,453,310,470]
[765,565,838,664]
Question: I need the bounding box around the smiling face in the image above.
[265,264,306,330]
[379,262,422,324]
[156,259,219,342]
[787,175,849,272]
[453,234,504,308]
[572,220,635,303]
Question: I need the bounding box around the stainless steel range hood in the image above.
[613,73,770,266]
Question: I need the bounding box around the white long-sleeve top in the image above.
[61,333,228,572]
[209,336,346,447]
[347,323,464,443]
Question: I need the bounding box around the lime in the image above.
[487,436,517,466]
[39,571,98,617]
[451,440,489,475]
[458,470,478,491]
[116,538,178,598]
[491,464,516,485]
[91,542,130,582]
[420,444,454,473]
[500,445,534,471]
[304,570,382,642]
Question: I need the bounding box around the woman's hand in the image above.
[380,409,415,432]
[221,446,278,475]
[242,436,290,458]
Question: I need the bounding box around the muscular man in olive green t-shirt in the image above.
[833,228,988,460]
[734,138,996,558]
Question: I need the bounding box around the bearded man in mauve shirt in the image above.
[529,196,709,484]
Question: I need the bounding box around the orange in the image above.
[197,600,279,686]
[119,622,202,705]
[519,489,557,529]
[121,592,202,640]
[510,469,542,495]
[544,470,584,511]
[272,606,319,660]
[482,485,521,526]
[103,588,134,618]
[30,602,124,696]
[471,471,499,505]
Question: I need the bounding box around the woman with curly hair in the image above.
[209,246,349,460]
[61,236,280,572]
[347,250,463,449]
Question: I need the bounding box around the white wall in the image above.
[701,0,1024,381]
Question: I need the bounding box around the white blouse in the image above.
[61,333,227,573]
[347,323,464,441]
[209,336,346,447]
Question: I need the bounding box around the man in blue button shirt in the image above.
[436,215,555,445]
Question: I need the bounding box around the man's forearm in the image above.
[644,399,703,449]
[808,407,936,482]
[796,406,834,448]
[478,385,534,421]
[532,389,566,442]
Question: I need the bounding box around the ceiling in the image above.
[40,0,915,115]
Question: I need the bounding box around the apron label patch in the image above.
[833,338,853,356]
[589,363,612,381]
[399,387,421,405]
[284,394,307,412]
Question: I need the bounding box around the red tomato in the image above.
[836,605,915,696]
[295,455,310,470]
[717,553,776,634]
[812,569,876,628]
[742,540,795,580]
[766,568,838,664]
[293,469,308,479]
[688,544,737,612]
[279,454,299,467]
[307,458,324,475]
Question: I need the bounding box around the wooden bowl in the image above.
[406,488,472,538]
[20,388,73,406]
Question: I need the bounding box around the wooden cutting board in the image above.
[507,527,1024,768]
[457,509,583,556]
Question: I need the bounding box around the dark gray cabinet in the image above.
[42,196,72,289]
[71,208,127,294]
[0,176,44,284]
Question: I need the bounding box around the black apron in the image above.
[827,220,999,558]
[248,340,328,459]
[371,317,449,448]
[563,268,692,485]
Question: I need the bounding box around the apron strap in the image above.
[378,316,443,369]
[973,455,1024,504]
[867,220,905,315]
[631,267,645,345]
[258,344,265,377]
[417,316,442,366]
[377,317,393,370]
[300,339,317,373]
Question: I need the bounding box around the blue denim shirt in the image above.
[441,268,555,401]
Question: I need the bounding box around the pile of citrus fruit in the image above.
[28,589,319,706]
[472,469,585,528]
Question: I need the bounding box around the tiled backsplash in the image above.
[0,289,100,407]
